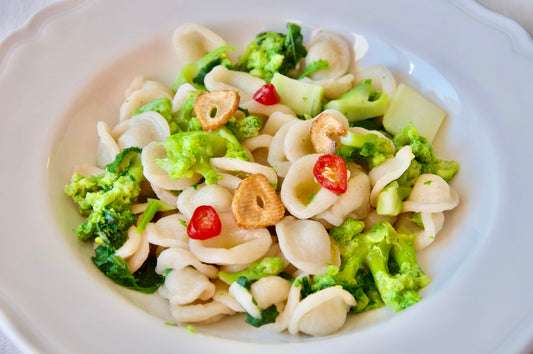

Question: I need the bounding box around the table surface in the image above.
[0,0,532,353]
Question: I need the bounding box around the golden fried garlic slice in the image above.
[194,90,240,131]
[276,216,340,275]
[231,174,285,229]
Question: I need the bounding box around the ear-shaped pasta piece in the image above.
[160,267,216,305]
[213,279,244,312]
[155,247,219,279]
[188,212,272,266]
[363,209,397,231]
[261,111,299,136]
[402,174,460,213]
[172,83,196,111]
[151,184,179,207]
[241,134,273,153]
[142,141,202,191]
[240,100,295,117]
[169,299,235,324]
[395,211,445,250]
[119,79,173,121]
[204,65,266,102]
[123,75,171,99]
[172,23,227,64]
[305,31,352,81]
[250,276,291,309]
[356,64,397,96]
[369,146,414,205]
[267,275,303,333]
[267,120,296,177]
[301,74,355,100]
[176,183,234,220]
[96,121,121,168]
[115,226,150,273]
[112,111,170,149]
[283,120,314,162]
[145,214,189,249]
[280,154,339,219]
[315,163,371,226]
[229,282,262,319]
[210,157,278,188]
[276,216,340,275]
[288,286,356,336]
[216,173,243,191]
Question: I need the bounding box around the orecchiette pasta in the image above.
[119,78,173,121]
[172,22,227,64]
[276,216,340,275]
[112,111,170,150]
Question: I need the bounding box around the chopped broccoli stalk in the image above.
[393,124,458,181]
[337,131,394,168]
[136,199,163,233]
[156,127,249,185]
[236,22,307,82]
[245,304,280,328]
[301,219,429,313]
[172,45,235,90]
[218,257,286,285]
[170,89,205,133]
[92,244,166,294]
[270,72,324,116]
[226,114,263,140]
[298,59,329,79]
[65,147,144,249]
[324,79,388,122]
[376,181,403,216]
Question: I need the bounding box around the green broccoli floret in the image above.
[132,97,172,121]
[172,45,235,91]
[156,126,249,185]
[226,114,263,140]
[65,147,144,249]
[171,89,205,133]
[236,22,307,82]
[301,219,430,313]
[337,130,394,168]
[393,124,459,181]
[324,79,389,122]
[218,257,285,285]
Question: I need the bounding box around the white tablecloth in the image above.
[0,0,531,352]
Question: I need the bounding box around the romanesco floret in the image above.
[337,130,395,168]
[300,219,430,313]
[65,147,144,249]
[226,114,263,140]
[236,23,307,82]
[156,126,249,185]
[393,124,459,181]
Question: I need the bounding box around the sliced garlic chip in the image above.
[194,90,239,131]
[276,216,340,275]
[288,286,356,336]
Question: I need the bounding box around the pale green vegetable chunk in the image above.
[383,83,446,143]
[271,72,324,117]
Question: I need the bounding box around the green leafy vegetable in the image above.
[298,59,329,79]
[244,304,279,328]
[218,257,285,285]
[236,22,307,82]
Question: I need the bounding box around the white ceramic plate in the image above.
[1,0,532,353]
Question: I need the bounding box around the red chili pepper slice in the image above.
[187,205,222,240]
[313,154,348,194]
[253,83,281,105]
